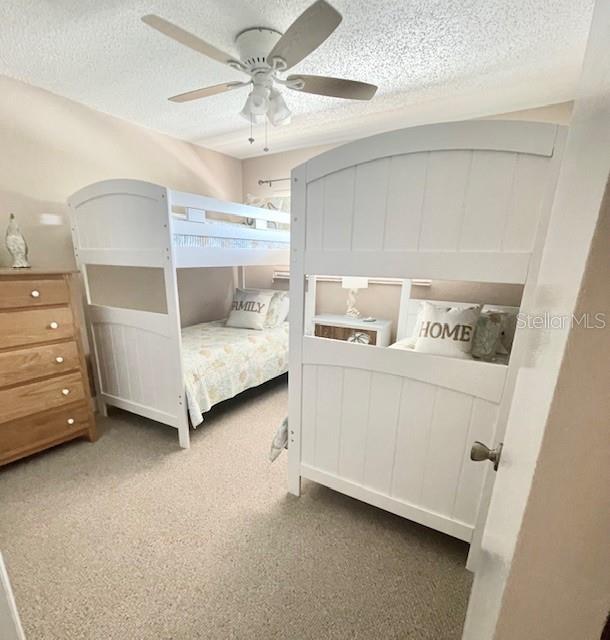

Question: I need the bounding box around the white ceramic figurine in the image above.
[5,213,30,268]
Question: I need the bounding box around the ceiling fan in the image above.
[141,0,377,133]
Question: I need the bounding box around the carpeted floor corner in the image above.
[0,377,472,639]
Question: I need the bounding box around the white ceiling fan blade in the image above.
[142,15,242,69]
[169,82,249,103]
[267,1,342,70]
[287,75,378,100]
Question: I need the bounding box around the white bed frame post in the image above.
[68,180,191,449]
[165,190,190,449]
[288,166,307,496]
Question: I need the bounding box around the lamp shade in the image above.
[267,88,291,126]
[240,86,270,121]
[341,276,368,290]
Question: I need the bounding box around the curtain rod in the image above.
[258,177,290,187]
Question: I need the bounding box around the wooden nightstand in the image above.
[313,314,392,347]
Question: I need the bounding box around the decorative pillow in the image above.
[264,291,289,328]
[414,302,481,359]
[471,312,503,360]
[226,289,274,330]
[481,305,519,354]
[388,336,417,350]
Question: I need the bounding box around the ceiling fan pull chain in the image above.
[248,113,254,145]
[264,119,269,153]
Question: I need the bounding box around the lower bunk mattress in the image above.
[181,320,289,426]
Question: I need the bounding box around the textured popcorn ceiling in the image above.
[0,0,594,158]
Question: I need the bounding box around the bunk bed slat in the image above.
[384,153,427,251]
[419,150,472,251]
[352,158,390,251]
[362,372,403,494]
[459,151,516,251]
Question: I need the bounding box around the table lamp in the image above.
[341,277,368,318]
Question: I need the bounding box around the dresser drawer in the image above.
[0,277,69,309]
[0,341,80,388]
[0,371,85,424]
[0,306,74,349]
[0,402,90,464]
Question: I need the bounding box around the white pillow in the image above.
[414,302,481,359]
[388,336,417,350]
[226,289,274,330]
[264,291,289,328]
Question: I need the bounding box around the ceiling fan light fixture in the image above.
[267,88,291,126]
[250,85,271,114]
[239,87,267,122]
[143,1,378,139]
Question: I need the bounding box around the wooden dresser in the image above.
[0,269,96,466]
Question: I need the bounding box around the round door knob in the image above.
[49,321,59,330]
[67,418,75,425]
[31,290,40,298]
[470,441,503,471]
[61,388,70,396]
[55,356,64,364]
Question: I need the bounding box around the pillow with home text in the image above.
[226,289,274,330]
[414,302,481,359]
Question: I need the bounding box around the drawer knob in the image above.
[49,321,59,329]
[61,388,70,396]
[67,418,75,425]
[55,356,64,364]
[31,289,40,298]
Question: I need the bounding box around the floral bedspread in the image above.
[181,320,289,426]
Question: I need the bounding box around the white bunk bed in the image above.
[289,120,567,543]
[68,179,290,448]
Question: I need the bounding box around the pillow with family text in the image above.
[243,289,289,328]
[414,302,481,359]
[226,289,274,330]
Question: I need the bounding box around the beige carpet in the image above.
[0,377,472,640]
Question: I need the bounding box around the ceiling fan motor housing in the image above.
[235,27,282,70]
